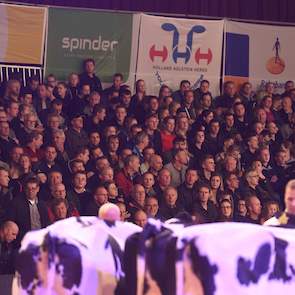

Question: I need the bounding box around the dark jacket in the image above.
[8,196,50,244]
[177,183,198,213]
[158,203,185,221]
[84,199,100,216]
[79,72,102,93]
[65,128,89,158]
[193,200,218,223]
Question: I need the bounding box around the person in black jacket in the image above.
[84,186,108,216]
[0,168,14,224]
[8,178,50,245]
[159,186,185,220]
[177,168,199,213]
[193,183,218,223]
[0,221,19,274]
[79,58,102,93]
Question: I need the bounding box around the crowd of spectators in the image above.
[0,57,295,273]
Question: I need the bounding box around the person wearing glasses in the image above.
[7,177,50,245]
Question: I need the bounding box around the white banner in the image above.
[224,20,295,93]
[136,14,224,96]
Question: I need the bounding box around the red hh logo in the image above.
[149,45,168,62]
[195,48,213,65]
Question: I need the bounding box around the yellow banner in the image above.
[0,4,46,65]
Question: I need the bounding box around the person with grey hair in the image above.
[52,129,69,163]
[114,154,140,197]
[132,131,150,163]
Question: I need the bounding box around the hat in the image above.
[69,112,84,121]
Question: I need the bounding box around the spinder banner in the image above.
[136,14,224,96]
[224,20,295,93]
[0,4,46,65]
[45,8,140,87]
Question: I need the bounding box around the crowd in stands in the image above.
[0,57,295,273]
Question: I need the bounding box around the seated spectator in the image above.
[242,194,262,224]
[199,154,215,183]
[214,81,237,115]
[0,221,19,274]
[133,209,148,228]
[193,183,218,223]
[65,113,89,159]
[158,186,184,220]
[42,113,62,145]
[175,114,190,138]
[235,198,247,219]
[147,153,162,177]
[85,186,109,216]
[16,113,43,145]
[224,173,242,214]
[215,136,235,166]
[220,112,238,140]
[177,168,199,213]
[127,184,146,217]
[52,129,69,163]
[209,173,224,206]
[233,102,249,138]
[8,177,50,244]
[144,114,162,155]
[0,168,13,223]
[241,169,272,202]
[154,168,171,206]
[73,147,90,168]
[145,197,160,219]
[47,183,79,222]
[67,172,92,215]
[221,155,240,177]
[114,154,140,198]
[105,135,120,169]
[172,80,190,104]
[104,180,124,204]
[17,154,35,184]
[83,91,101,116]
[196,93,212,117]
[117,202,130,222]
[259,146,273,174]
[251,160,279,201]
[0,120,17,162]
[160,116,176,153]
[51,198,77,222]
[179,90,196,121]
[23,131,44,165]
[132,131,149,164]
[164,149,188,187]
[163,136,188,164]
[260,200,280,224]
[33,145,63,175]
[9,146,24,180]
[241,134,259,169]
[217,199,234,222]
[142,172,156,197]
[139,147,155,175]
[85,104,107,134]
[189,129,207,167]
